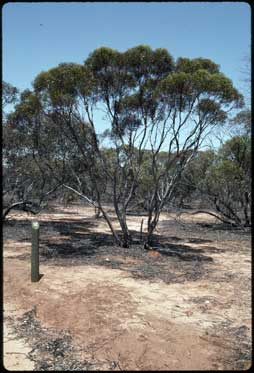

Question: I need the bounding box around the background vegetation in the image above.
[2,46,251,247]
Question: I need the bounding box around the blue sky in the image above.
[3,2,250,89]
[2,1,251,140]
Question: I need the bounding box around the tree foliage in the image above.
[2,81,19,108]
[3,45,245,244]
[178,132,251,228]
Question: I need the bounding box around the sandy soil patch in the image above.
[3,204,251,370]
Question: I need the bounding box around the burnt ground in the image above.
[3,204,252,370]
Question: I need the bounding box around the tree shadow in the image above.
[160,217,250,243]
[4,216,221,284]
[187,238,213,244]
[5,217,218,263]
[4,217,98,259]
[153,243,214,262]
[3,200,250,287]
[46,208,81,216]
[197,221,250,233]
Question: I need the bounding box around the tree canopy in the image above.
[3,45,247,244]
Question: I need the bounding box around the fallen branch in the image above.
[62,184,122,245]
[190,210,238,226]
[2,201,38,221]
[62,184,98,208]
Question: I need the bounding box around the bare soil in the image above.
[3,204,252,370]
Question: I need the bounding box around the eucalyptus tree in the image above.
[83,46,175,246]
[112,54,243,243]
[2,88,71,220]
[23,46,243,246]
[175,132,251,229]
[33,62,123,244]
[2,83,36,220]
[32,47,175,246]
[199,133,251,228]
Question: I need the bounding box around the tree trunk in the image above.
[96,200,122,246]
[146,200,163,246]
[115,208,131,247]
[146,211,159,245]
[94,206,101,218]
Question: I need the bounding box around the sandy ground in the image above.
[3,205,252,370]
[4,321,35,371]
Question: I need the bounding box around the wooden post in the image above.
[140,218,144,242]
[31,221,40,282]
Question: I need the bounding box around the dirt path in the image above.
[3,205,251,370]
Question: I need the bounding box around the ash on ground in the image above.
[8,307,115,371]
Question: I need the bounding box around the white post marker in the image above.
[31,221,40,282]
